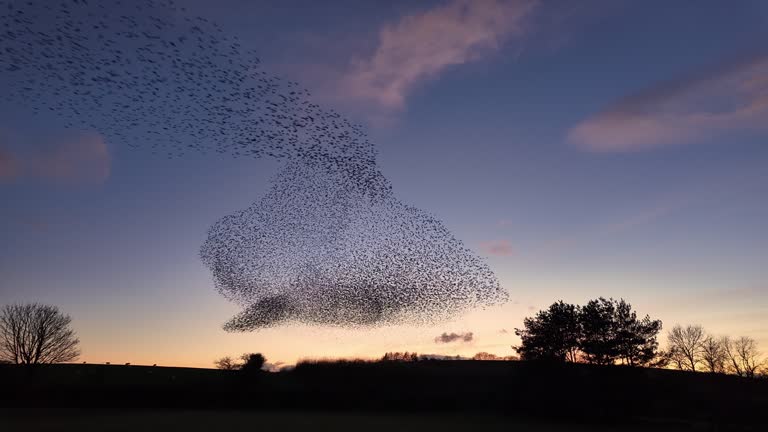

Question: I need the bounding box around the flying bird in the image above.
[0,0,507,330]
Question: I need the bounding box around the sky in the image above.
[1,0,767,368]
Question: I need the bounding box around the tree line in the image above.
[514,298,663,366]
[2,301,764,379]
[214,353,267,372]
[379,351,518,361]
[667,324,763,377]
[514,298,765,377]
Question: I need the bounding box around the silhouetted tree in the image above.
[700,336,727,373]
[723,336,763,378]
[0,303,80,364]
[579,298,617,365]
[612,299,663,366]
[514,301,581,362]
[382,352,419,362]
[240,353,266,372]
[214,356,240,370]
[667,324,705,371]
[516,298,662,366]
[472,352,500,360]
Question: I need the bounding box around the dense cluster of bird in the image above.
[1,0,507,329]
[201,161,506,329]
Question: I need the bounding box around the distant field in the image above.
[1,362,766,430]
[0,409,687,432]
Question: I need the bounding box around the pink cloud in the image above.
[569,54,768,151]
[0,147,18,180]
[341,0,538,112]
[434,331,474,344]
[532,198,691,259]
[0,132,111,184]
[479,239,514,257]
[18,219,49,232]
[32,133,111,183]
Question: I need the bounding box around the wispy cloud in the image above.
[479,239,514,257]
[434,331,474,344]
[341,0,538,113]
[569,54,768,151]
[527,168,767,260]
[0,132,110,184]
[531,198,690,258]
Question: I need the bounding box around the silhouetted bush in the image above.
[295,358,373,370]
[472,352,518,361]
[214,356,240,370]
[240,353,266,373]
[381,351,419,362]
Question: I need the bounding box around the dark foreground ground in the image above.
[0,409,697,432]
[1,361,766,431]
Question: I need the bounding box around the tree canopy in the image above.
[0,303,80,365]
[240,353,266,372]
[515,298,662,366]
[514,301,580,362]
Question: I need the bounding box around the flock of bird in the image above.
[1,0,507,329]
[201,161,505,329]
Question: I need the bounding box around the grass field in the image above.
[1,362,766,431]
[0,409,691,432]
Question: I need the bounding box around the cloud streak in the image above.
[530,198,691,259]
[569,54,768,151]
[434,331,474,344]
[341,0,538,112]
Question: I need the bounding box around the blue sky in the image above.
[1,0,766,366]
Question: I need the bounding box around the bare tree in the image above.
[382,351,419,362]
[666,324,704,372]
[723,336,764,378]
[214,356,240,370]
[0,303,80,364]
[700,336,727,373]
[472,352,500,360]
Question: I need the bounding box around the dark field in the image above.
[1,361,766,431]
[0,409,692,432]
